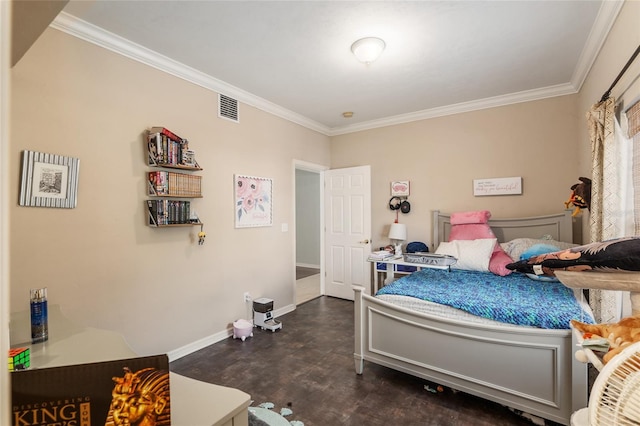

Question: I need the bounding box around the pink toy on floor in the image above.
[233,319,254,341]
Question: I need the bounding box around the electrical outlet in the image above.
[243,292,251,302]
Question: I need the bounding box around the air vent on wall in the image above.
[219,94,239,123]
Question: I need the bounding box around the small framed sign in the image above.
[473,177,522,196]
[391,180,410,197]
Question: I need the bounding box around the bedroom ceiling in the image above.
[57,0,622,135]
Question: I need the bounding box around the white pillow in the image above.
[435,238,497,272]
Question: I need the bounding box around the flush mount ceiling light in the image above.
[351,37,386,64]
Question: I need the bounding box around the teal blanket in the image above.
[376,269,594,329]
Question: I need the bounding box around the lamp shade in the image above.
[388,223,407,241]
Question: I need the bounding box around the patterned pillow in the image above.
[501,238,578,261]
[520,244,565,260]
[506,236,640,277]
[435,238,496,272]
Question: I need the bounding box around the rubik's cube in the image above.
[8,347,30,371]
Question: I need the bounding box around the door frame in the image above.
[293,160,328,301]
[1,1,10,421]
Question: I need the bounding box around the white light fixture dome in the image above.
[351,37,386,64]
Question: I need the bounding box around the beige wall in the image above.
[576,0,640,241]
[331,95,581,250]
[9,28,330,355]
[10,0,67,66]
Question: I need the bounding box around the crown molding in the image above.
[570,0,624,91]
[328,83,578,136]
[51,5,620,138]
[50,12,331,135]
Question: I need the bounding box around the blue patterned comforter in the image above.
[376,269,594,329]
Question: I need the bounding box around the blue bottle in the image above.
[30,287,48,343]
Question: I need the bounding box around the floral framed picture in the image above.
[234,174,272,228]
[19,150,80,208]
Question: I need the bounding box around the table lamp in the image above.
[388,223,407,258]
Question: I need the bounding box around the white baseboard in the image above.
[167,329,230,362]
[168,303,297,362]
[296,262,320,269]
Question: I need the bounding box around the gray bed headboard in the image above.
[432,210,574,250]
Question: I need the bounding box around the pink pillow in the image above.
[487,250,514,276]
[448,211,513,276]
[449,222,494,241]
[450,210,491,225]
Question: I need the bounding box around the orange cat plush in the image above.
[571,315,640,363]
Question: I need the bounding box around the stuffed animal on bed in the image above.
[564,177,591,217]
[571,315,640,363]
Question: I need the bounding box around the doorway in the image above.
[294,162,324,305]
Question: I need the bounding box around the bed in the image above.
[354,210,590,425]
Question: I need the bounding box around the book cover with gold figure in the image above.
[11,354,170,426]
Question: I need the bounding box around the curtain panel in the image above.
[587,97,617,242]
[627,100,640,235]
[586,97,619,322]
[627,100,640,138]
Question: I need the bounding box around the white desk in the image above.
[370,257,450,293]
[10,306,250,426]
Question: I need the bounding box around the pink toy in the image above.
[233,319,254,341]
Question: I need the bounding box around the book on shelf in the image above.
[147,132,197,168]
[148,171,202,197]
[147,199,194,226]
[149,126,182,142]
[147,132,161,165]
[182,149,196,167]
[147,200,159,226]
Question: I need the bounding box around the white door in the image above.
[324,166,372,300]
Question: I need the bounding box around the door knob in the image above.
[359,239,370,244]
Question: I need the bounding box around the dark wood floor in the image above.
[171,296,557,425]
[296,266,320,280]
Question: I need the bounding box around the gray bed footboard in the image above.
[354,286,587,425]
